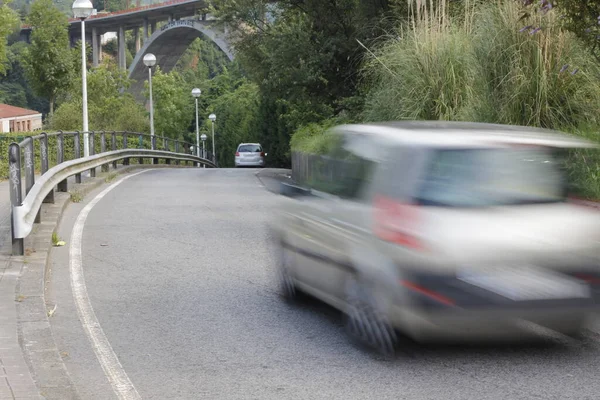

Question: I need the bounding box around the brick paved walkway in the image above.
[0,254,42,400]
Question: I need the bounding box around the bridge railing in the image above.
[20,0,198,28]
[8,130,216,255]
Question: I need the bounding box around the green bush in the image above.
[289,117,351,155]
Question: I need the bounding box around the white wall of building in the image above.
[0,114,43,133]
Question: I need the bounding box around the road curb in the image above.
[255,168,291,193]
[13,164,189,399]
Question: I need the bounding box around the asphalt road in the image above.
[47,168,600,400]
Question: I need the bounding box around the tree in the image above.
[0,0,18,75]
[211,0,397,166]
[205,81,261,167]
[51,64,148,132]
[145,68,193,139]
[543,0,600,61]
[22,0,73,115]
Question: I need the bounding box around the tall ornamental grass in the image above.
[362,0,600,130]
[359,0,600,199]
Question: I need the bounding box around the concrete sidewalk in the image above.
[0,164,143,400]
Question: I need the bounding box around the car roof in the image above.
[331,121,598,150]
[238,143,261,146]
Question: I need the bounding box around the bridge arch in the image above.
[128,19,233,99]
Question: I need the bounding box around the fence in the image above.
[8,130,216,255]
[290,151,360,195]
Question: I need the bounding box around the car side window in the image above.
[309,133,374,200]
[370,145,422,203]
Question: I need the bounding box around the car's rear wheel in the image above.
[278,242,299,302]
[344,275,397,359]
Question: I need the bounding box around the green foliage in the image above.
[473,2,600,128]
[145,67,193,139]
[0,131,77,179]
[22,0,73,114]
[287,0,600,199]
[362,1,600,129]
[176,38,230,82]
[51,65,148,132]
[0,0,18,75]
[51,231,60,246]
[211,0,398,166]
[105,171,119,183]
[103,38,118,57]
[289,119,343,154]
[206,81,261,167]
[70,190,84,203]
[551,0,600,62]
[564,127,600,200]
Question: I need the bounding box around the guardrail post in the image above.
[9,143,24,255]
[101,131,108,172]
[40,132,54,204]
[165,138,170,165]
[138,134,143,165]
[74,131,82,184]
[24,137,34,195]
[152,136,158,165]
[123,132,129,166]
[89,131,96,178]
[111,131,117,169]
[57,131,68,192]
[23,137,41,223]
[175,141,180,165]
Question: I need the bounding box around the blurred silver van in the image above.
[272,121,600,356]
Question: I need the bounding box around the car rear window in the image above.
[415,148,566,207]
[238,145,262,152]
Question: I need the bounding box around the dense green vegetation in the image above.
[23,0,73,114]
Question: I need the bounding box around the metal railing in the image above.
[8,130,216,255]
[21,0,198,28]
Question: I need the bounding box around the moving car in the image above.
[235,143,267,168]
[272,121,600,357]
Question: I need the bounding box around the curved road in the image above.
[47,168,600,400]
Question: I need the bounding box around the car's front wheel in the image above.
[278,241,299,302]
[344,275,398,359]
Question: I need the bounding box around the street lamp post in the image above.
[191,88,201,167]
[209,113,216,164]
[201,134,207,168]
[72,0,94,158]
[143,53,156,151]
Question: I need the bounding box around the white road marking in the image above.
[70,170,149,400]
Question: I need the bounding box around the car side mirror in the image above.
[280,182,311,198]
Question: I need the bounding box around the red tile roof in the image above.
[0,104,41,119]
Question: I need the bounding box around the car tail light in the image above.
[574,273,600,285]
[260,152,265,157]
[373,195,424,250]
[235,152,240,156]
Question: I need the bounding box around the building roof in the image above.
[0,104,41,119]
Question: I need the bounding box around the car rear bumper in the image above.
[389,268,600,342]
[392,305,596,342]
[235,158,265,167]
